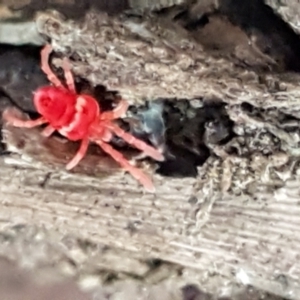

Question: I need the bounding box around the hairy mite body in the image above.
[3,45,164,192]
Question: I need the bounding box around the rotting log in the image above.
[1,1,300,299]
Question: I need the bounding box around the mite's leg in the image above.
[100,100,129,120]
[3,108,47,128]
[96,140,155,193]
[66,138,89,170]
[41,124,56,137]
[62,57,76,93]
[41,44,64,88]
[107,123,164,162]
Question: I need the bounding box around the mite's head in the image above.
[33,86,76,127]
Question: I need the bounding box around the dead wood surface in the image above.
[1,123,300,299]
[2,2,300,299]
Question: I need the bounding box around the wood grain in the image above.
[2,122,300,299]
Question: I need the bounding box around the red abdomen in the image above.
[58,94,100,141]
[34,86,100,141]
[34,86,77,128]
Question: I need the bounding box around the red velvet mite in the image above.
[3,44,164,192]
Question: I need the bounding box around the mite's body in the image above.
[3,45,164,192]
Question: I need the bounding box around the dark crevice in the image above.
[0,44,48,113]
[171,0,300,72]
[126,99,235,178]
[183,14,209,31]
[218,0,300,72]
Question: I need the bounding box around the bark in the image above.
[35,10,300,111]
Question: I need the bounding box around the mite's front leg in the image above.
[66,137,90,170]
[100,100,129,121]
[41,124,56,137]
[107,123,164,162]
[2,107,47,128]
[41,44,65,88]
[96,140,156,193]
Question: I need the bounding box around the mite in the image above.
[3,44,164,192]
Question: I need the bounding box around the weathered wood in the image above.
[2,2,300,299]
[35,10,300,114]
[1,123,300,299]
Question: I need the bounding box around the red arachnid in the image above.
[3,44,164,192]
